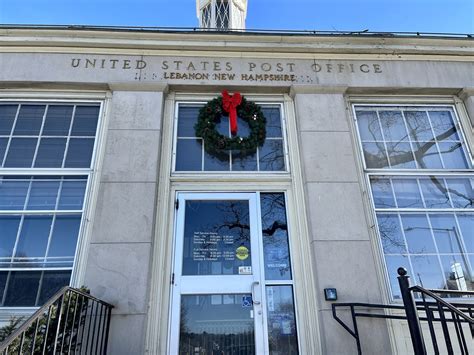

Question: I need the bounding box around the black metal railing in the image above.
[333,268,474,354]
[0,286,113,355]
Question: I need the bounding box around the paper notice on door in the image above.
[238,266,252,275]
[266,286,275,311]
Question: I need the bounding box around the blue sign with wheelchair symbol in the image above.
[242,295,253,307]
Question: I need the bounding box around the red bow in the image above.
[221,90,242,135]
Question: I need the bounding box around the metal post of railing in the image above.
[397,267,427,355]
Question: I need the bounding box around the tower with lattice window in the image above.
[196,0,247,30]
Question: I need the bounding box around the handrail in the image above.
[410,285,474,323]
[332,268,474,355]
[0,286,114,354]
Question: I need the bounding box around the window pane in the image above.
[265,286,299,355]
[412,142,443,169]
[37,270,71,305]
[71,106,99,136]
[356,110,383,141]
[58,179,87,210]
[419,178,451,208]
[386,142,416,168]
[261,106,282,138]
[439,255,473,291]
[405,111,434,141]
[401,214,436,254]
[42,105,73,136]
[232,149,257,171]
[13,105,44,135]
[0,272,7,306]
[177,106,200,137]
[0,179,29,210]
[370,177,396,208]
[438,142,469,169]
[34,138,67,167]
[447,178,474,208]
[4,138,37,167]
[64,138,94,168]
[0,138,7,165]
[377,214,407,254]
[261,193,292,280]
[26,179,60,210]
[0,216,21,258]
[4,271,41,306]
[0,105,17,135]
[182,200,251,276]
[259,140,284,171]
[379,110,408,142]
[429,110,459,140]
[362,142,389,168]
[15,216,52,259]
[203,147,230,171]
[176,139,202,171]
[392,179,423,208]
[410,255,444,289]
[429,214,462,253]
[179,294,255,355]
[457,214,473,253]
[235,115,251,137]
[47,215,81,259]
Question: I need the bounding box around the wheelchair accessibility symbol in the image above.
[242,295,253,307]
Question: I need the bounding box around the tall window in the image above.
[174,103,287,172]
[0,102,100,307]
[354,105,473,299]
[215,0,229,30]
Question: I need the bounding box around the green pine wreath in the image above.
[194,96,266,158]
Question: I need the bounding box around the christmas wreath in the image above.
[194,91,266,158]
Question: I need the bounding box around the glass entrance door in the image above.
[169,192,299,355]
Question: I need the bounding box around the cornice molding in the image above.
[1,29,473,58]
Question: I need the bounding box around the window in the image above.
[174,103,287,172]
[200,4,211,28]
[0,102,100,307]
[215,0,229,30]
[354,104,473,299]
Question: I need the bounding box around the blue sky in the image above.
[1,0,473,34]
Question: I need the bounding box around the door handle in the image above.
[251,281,261,305]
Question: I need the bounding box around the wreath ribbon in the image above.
[221,90,242,135]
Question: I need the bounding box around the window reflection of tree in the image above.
[363,110,460,169]
[377,215,406,253]
[261,194,291,277]
[259,140,284,171]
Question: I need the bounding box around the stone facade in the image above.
[0,28,473,354]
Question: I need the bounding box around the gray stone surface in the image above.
[101,129,161,182]
[320,309,391,355]
[1,53,473,89]
[462,93,474,127]
[295,94,349,132]
[306,182,371,241]
[107,314,146,355]
[84,243,151,315]
[109,91,163,130]
[91,182,157,243]
[312,240,383,306]
[300,131,359,182]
